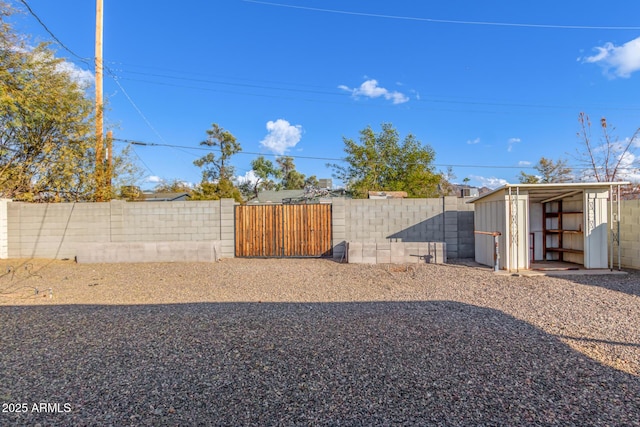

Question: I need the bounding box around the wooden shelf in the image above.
[544,211,582,217]
[546,248,584,254]
[543,200,584,262]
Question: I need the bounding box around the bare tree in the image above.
[576,112,640,182]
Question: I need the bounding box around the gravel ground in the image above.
[0,258,639,426]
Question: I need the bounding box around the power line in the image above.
[115,138,347,162]
[17,0,92,65]
[116,137,625,174]
[243,0,640,31]
[106,69,169,144]
[17,2,640,117]
[17,0,170,145]
[113,137,547,170]
[110,68,640,114]
[128,145,156,177]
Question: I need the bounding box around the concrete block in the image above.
[390,243,405,264]
[332,217,346,227]
[361,240,378,252]
[75,241,222,263]
[348,242,363,263]
[377,249,391,264]
[361,255,377,264]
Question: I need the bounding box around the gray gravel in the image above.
[1,258,639,426]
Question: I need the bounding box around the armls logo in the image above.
[30,403,72,413]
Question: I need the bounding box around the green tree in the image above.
[153,178,193,194]
[277,156,308,190]
[118,185,144,201]
[192,123,242,201]
[330,123,440,198]
[576,112,640,182]
[304,175,319,188]
[191,180,242,202]
[0,7,96,201]
[518,157,573,184]
[518,171,540,184]
[241,156,281,199]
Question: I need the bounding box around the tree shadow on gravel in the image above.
[1,301,638,426]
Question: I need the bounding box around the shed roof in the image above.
[469,182,630,204]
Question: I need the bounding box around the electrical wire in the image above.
[105,68,169,145]
[113,137,549,171]
[17,0,171,147]
[16,0,92,64]
[116,136,635,175]
[17,0,640,118]
[110,70,640,114]
[243,0,640,31]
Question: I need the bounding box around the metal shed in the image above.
[469,182,628,272]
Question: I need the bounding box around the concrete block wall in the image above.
[75,241,221,263]
[219,199,236,259]
[455,198,476,258]
[347,241,447,264]
[333,197,475,260]
[0,199,9,258]
[110,200,221,242]
[5,199,236,260]
[7,202,111,259]
[615,200,640,270]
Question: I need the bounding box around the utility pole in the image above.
[106,130,113,192]
[95,0,104,201]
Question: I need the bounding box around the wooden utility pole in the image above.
[95,0,104,201]
[106,130,113,192]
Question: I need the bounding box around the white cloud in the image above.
[469,175,509,189]
[146,175,162,183]
[56,61,94,87]
[507,137,521,152]
[607,151,640,181]
[236,170,259,185]
[518,160,532,166]
[467,137,481,145]
[18,44,94,87]
[259,119,303,155]
[338,79,409,104]
[582,36,640,78]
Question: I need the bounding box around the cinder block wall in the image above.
[0,199,10,258]
[333,197,476,260]
[7,202,111,259]
[6,199,236,259]
[615,200,640,270]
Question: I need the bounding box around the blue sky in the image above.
[8,0,640,189]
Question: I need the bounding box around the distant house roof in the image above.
[368,191,407,199]
[251,189,306,204]
[142,192,190,202]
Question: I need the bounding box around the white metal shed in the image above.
[469,183,627,272]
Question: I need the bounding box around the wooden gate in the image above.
[235,204,333,257]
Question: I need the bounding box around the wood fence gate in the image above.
[235,204,333,257]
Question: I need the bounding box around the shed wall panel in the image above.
[584,190,608,268]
